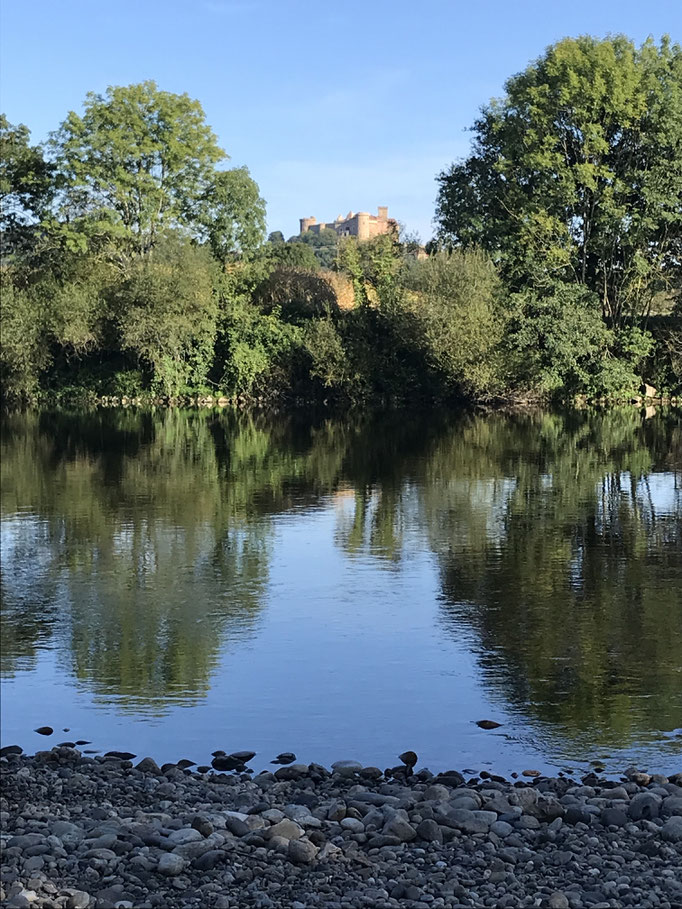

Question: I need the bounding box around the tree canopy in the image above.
[50,81,226,261]
[435,35,682,323]
[0,115,53,256]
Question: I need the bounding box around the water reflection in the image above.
[425,412,682,748]
[1,407,680,761]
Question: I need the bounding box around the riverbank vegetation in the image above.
[1,35,681,407]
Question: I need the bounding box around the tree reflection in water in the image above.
[1,407,680,746]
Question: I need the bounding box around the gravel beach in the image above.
[1,746,681,909]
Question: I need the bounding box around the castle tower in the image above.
[356,212,370,241]
[378,206,388,221]
[300,217,316,234]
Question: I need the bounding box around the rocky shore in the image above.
[1,746,681,909]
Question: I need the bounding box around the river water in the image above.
[1,408,681,777]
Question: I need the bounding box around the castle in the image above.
[300,206,398,241]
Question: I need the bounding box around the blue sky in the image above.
[1,0,680,241]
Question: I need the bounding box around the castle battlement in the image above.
[300,206,397,241]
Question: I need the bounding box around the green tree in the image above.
[113,237,218,394]
[506,284,653,397]
[0,115,54,258]
[435,36,682,323]
[0,272,51,399]
[405,249,506,398]
[298,227,339,268]
[196,166,266,263]
[267,239,318,270]
[50,81,225,263]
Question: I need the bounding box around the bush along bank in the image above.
[2,745,682,909]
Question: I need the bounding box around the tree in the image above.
[113,237,218,394]
[435,36,682,323]
[267,239,318,270]
[267,230,285,245]
[298,227,339,268]
[0,115,54,258]
[50,81,225,263]
[404,249,506,397]
[196,166,266,264]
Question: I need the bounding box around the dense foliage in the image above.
[1,44,681,407]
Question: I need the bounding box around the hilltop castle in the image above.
[300,206,398,241]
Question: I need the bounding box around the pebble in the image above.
[2,748,680,909]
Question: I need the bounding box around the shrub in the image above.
[506,285,653,398]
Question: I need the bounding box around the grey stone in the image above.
[416,818,443,843]
[516,815,540,829]
[158,853,186,876]
[52,821,84,847]
[472,809,498,826]
[628,792,661,821]
[326,800,346,821]
[602,787,630,801]
[166,827,203,846]
[288,838,318,864]
[490,820,513,838]
[273,764,308,781]
[223,815,250,837]
[663,796,682,816]
[547,894,570,909]
[383,816,417,841]
[265,819,304,841]
[340,817,364,833]
[444,807,490,834]
[331,760,362,777]
[423,784,450,802]
[601,808,628,827]
[66,893,91,909]
[135,757,162,775]
[6,897,32,909]
[192,849,225,871]
[661,816,682,842]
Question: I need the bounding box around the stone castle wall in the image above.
[300,206,397,241]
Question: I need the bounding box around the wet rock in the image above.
[476,720,502,729]
[398,750,418,768]
[0,745,23,756]
[273,763,308,781]
[229,750,256,763]
[271,752,296,765]
[135,757,162,775]
[34,727,53,736]
[331,760,363,777]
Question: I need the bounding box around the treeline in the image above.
[1,35,681,407]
